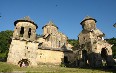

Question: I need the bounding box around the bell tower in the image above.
[13,16,38,41]
[7,16,38,66]
[80,16,97,31]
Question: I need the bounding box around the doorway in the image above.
[18,59,30,67]
[101,48,107,60]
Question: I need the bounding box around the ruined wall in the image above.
[64,52,75,63]
[78,16,114,67]
[36,49,64,65]
[7,40,38,66]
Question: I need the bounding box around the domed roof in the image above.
[14,16,38,29]
[80,16,97,25]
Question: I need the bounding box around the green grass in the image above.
[0,62,115,73]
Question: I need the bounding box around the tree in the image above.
[0,30,13,61]
[68,39,79,50]
[106,37,116,58]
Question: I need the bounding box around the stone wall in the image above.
[7,40,38,66]
[64,52,75,63]
[36,49,64,65]
[78,16,114,67]
[39,21,70,50]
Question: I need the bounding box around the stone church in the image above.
[7,16,73,67]
[77,16,114,67]
[7,16,114,67]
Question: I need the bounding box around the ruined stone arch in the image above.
[18,59,30,67]
[101,48,107,60]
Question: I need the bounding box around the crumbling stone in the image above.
[78,16,114,67]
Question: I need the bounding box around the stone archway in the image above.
[18,59,30,67]
[101,48,114,66]
[64,56,69,64]
[101,48,108,66]
[101,48,107,60]
[82,50,87,65]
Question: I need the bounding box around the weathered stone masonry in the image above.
[78,16,114,67]
[7,16,73,67]
[7,16,114,67]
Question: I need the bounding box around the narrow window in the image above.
[59,41,60,47]
[20,27,24,37]
[28,28,31,38]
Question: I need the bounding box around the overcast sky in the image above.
[0,0,116,39]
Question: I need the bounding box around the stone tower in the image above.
[78,16,114,67]
[80,16,97,31]
[7,16,39,67]
[41,21,68,49]
[42,21,58,35]
[13,16,38,41]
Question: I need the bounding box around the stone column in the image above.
[13,27,20,39]
[23,26,29,40]
[30,29,36,41]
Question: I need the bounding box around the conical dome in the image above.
[14,16,38,29]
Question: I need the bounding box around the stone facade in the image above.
[7,16,114,68]
[38,21,72,50]
[78,16,114,67]
[13,16,38,41]
[7,40,38,66]
[36,49,64,65]
[7,16,73,67]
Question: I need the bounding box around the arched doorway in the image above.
[101,48,108,66]
[101,48,107,60]
[64,56,69,64]
[82,50,87,65]
[18,59,30,67]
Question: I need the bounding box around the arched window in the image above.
[20,27,24,37]
[28,28,31,38]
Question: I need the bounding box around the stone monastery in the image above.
[7,16,114,67]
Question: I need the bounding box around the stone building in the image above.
[38,21,72,50]
[78,16,114,67]
[37,21,74,65]
[7,16,73,67]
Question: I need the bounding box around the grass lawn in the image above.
[0,62,115,73]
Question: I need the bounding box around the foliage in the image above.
[68,39,78,50]
[0,30,13,60]
[68,39,79,48]
[105,37,116,58]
